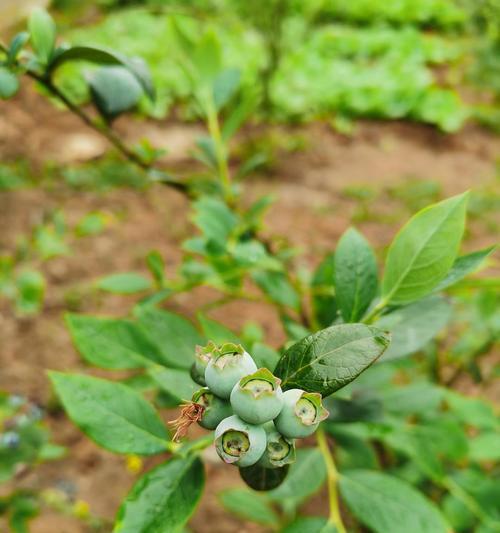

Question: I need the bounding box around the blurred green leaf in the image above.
[28,8,56,65]
[340,470,449,533]
[219,489,279,527]
[97,273,152,294]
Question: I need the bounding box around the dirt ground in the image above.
[0,85,499,532]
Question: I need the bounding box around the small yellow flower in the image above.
[126,454,143,474]
[73,500,90,519]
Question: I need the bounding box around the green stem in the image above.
[205,99,232,202]
[316,427,347,533]
[362,298,388,324]
[24,70,189,195]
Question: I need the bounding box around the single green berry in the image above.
[191,342,216,386]
[205,343,257,399]
[257,422,295,468]
[214,415,266,467]
[274,389,328,439]
[192,388,233,430]
[230,368,283,424]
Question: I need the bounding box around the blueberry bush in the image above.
[1,7,499,533]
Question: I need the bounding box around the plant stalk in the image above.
[316,427,347,533]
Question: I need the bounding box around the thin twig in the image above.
[316,427,347,533]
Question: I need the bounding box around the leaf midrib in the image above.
[282,330,380,385]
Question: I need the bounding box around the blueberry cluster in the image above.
[190,342,329,468]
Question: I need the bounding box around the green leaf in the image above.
[275,324,390,396]
[192,197,237,246]
[192,31,222,87]
[0,68,19,99]
[8,32,30,64]
[251,343,280,371]
[268,449,326,506]
[311,252,337,328]
[134,307,204,369]
[382,193,468,305]
[252,270,300,310]
[15,270,45,314]
[65,314,165,369]
[218,489,279,527]
[197,313,240,344]
[469,432,500,462]
[334,228,378,322]
[149,367,199,404]
[213,68,240,110]
[49,46,154,98]
[282,517,332,533]
[114,456,204,533]
[49,372,169,455]
[88,66,144,119]
[28,8,56,65]
[339,470,449,533]
[146,250,165,286]
[434,246,496,291]
[97,272,152,294]
[376,295,452,360]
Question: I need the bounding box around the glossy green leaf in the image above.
[149,367,199,403]
[311,252,337,328]
[65,314,164,369]
[339,470,449,533]
[0,68,19,99]
[219,489,279,527]
[134,307,204,369]
[376,295,452,360]
[267,449,326,505]
[382,193,468,304]
[28,8,56,64]
[434,246,496,291]
[114,456,204,533]
[49,372,169,455]
[275,324,390,396]
[334,228,378,322]
[97,272,152,294]
[88,66,144,119]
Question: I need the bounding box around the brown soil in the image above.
[0,85,499,532]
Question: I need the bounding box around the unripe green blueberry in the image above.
[230,368,283,424]
[274,389,329,439]
[214,415,266,467]
[190,343,216,386]
[192,388,233,430]
[257,422,296,469]
[205,343,257,399]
